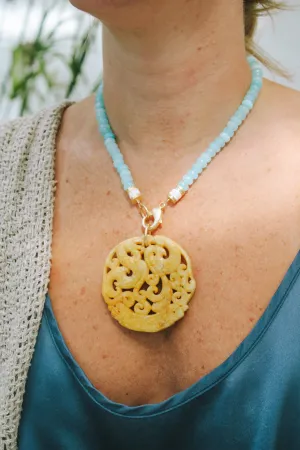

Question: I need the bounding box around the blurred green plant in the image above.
[0,0,100,117]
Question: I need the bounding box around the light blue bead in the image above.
[244,93,256,102]
[123,180,133,190]
[207,146,217,158]
[223,127,235,139]
[247,55,257,67]
[229,116,242,127]
[96,59,263,194]
[249,83,260,92]
[215,136,225,150]
[104,131,115,139]
[104,137,115,146]
[191,163,202,175]
[209,141,219,152]
[120,169,131,178]
[247,91,258,101]
[202,152,212,164]
[235,107,247,121]
[187,169,198,181]
[227,120,239,132]
[193,161,204,174]
[252,79,263,89]
[220,132,230,143]
[106,140,118,150]
[179,180,190,191]
[113,160,125,169]
[115,162,126,171]
[110,149,122,160]
[242,99,253,109]
[195,156,208,169]
[100,125,111,134]
[252,67,263,77]
[183,174,194,186]
[122,174,133,184]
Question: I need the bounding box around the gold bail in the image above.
[142,207,163,235]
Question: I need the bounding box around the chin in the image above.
[69,0,148,28]
[69,0,139,14]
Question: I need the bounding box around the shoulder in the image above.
[248,79,300,165]
[250,79,300,224]
[258,79,300,135]
[0,101,72,181]
[0,102,72,157]
[0,102,72,214]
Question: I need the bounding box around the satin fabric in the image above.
[19,252,300,449]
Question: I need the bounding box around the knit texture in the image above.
[0,103,71,450]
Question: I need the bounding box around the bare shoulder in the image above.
[247,79,300,174]
[259,79,300,136]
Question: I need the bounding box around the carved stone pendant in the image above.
[102,235,196,332]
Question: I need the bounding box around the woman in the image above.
[1,0,300,448]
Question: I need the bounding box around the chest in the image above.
[48,141,300,406]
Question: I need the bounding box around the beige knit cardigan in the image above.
[0,103,71,450]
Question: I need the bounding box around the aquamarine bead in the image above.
[235,107,248,121]
[252,79,263,89]
[106,139,118,150]
[109,148,122,159]
[123,180,133,190]
[195,156,208,169]
[210,141,220,152]
[188,169,199,181]
[207,147,217,158]
[97,107,107,116]
[227,120,239,132]
[247,87,258,96]
[244,93,256,101]
[242,99,253,109]
[113,159,125,169]
[100,124,111,134]
[116,162,127,171]
[247,55,257,67]
[215,136,226,150]
[96,57,263,196]
[192,160,204,173]
[202,152,212,164]
[191,162,203,174]
[220,132,230,143]
[120,169,131,178]
[121,174,133,184]
[229,116,242,127]
[247,91,258,100]
[178,180,190,191]
[252,67,263,77]
[182,174,194,186]
[240,105,250,114]
[223,127,235,139]
[104,137,115,147]
[104,131,115,139]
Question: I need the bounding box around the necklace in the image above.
[96,56,263,333]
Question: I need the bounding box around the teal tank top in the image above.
[18,252,300,449]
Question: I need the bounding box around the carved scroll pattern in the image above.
[102,236,196,332]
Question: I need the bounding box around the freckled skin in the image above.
[49,83,300,405]
[47,0,300,407]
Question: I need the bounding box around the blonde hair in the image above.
[244,0,286,73]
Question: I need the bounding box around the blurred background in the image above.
[0,0,299,122]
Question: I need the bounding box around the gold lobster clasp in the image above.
[142,206,163,235]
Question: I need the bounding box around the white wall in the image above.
[256,0,300,89]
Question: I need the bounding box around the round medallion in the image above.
[102,235,196,332]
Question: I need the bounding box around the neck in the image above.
[102,0,251,152]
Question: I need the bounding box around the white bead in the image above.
[168,188,184,203]
[127,187,141,203]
